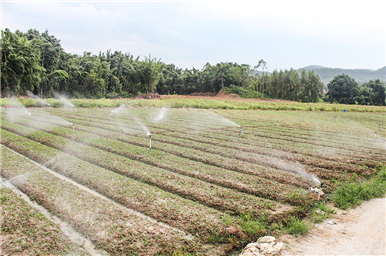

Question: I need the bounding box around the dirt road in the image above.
[281,197,385,255]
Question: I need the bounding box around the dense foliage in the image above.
[3,28,382,105]
[324,74,386,105]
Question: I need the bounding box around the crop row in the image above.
[30,111,377,177]
[43,109,384,162]
[1,118,301,208]
[1,146,204,255]
[0,185,88,255]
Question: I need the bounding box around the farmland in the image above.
[1,103,385,255]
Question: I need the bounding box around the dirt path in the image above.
[281,197,385,255]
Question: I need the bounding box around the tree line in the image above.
[1,28,384,105]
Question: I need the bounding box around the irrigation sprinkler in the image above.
[276,121,278,126]
[302,117,304,122]
[334,117,336,123]
[74,107,77,112]
[379,124,381,131]
[238,125,242,137]
[70,123,74,132]
[30,114,33,120]
[149,134,152,153]
[374,132,377,138]
[109,111,112,116]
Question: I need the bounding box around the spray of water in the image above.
[110,104,127,116]
[207,110,239,127]
[52,91,76,108]
[153,107,168,123]
[134,117,151,136]
[274,159,321,186]
[4,98,32,123]
[26,90,50,107]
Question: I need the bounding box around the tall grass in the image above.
[331,168,386,209]
[1,97,385,112]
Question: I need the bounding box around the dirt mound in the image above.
[134,93,160,99]
[215,92,241,99]
[189,92,217,97]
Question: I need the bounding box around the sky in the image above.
[1,0,385,71]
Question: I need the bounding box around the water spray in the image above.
[238,125,242,137]
[149,134,152,153]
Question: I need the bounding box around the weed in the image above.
[286,218,310,236]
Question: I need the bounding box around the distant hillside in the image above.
[296,66,386,85]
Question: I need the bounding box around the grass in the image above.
[1,97,385,112]
[286,218,310,236]
[1,106,385,254]
[0,187,88,255]
[330,168,386,209]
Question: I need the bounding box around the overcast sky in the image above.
[1,0,385,71]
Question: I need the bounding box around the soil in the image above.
[159,93,298,103]
[280,197,386,255]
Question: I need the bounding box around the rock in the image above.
[272,229,282,236]
[273,242,284,251]
[259,242,272,251]
[262,247,280,255]
[225,226,239,234]
[257,236,276,243]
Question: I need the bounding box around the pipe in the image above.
[239,125,242,137]
[149,134,152,153]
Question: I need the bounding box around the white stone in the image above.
[257,236,276,243]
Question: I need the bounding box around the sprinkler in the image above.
[320,182,325,188]
[276,121,278,126]
[334,117,336,123]
[238,125,242,137]
[149,134,152,153]
[109,111,112,116]
[71,123,74,132]
[379,124,381,131]
[302,117,304,122]
[374,131,377,138]
[74,107,77,112]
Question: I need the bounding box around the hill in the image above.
[296,66,386,85]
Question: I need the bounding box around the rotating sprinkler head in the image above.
[30,113,33,120]
[109,111,112,116]
[149,134,152,153]
[320,182,325,188]
[71,123,74,131]
[238,125,242,137]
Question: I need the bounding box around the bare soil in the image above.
[280,197,386,255]
[160,93,298,103]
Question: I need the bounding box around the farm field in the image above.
[1,105,385,255]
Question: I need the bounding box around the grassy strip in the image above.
[2,97,386,112]
[4,116,305,207]
[44,107,385,159]
[47,108,384,163]
[1,147,203,255]
[0,187,88,255]
[0,129,248,246]
[330,167,386,209]
[1,120,285,216]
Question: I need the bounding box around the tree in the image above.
[1,29,43,96]
[363,79,385,106]
[254,59,267,97]
[325,74,360,104]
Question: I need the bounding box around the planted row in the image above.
[1,147,204,255]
